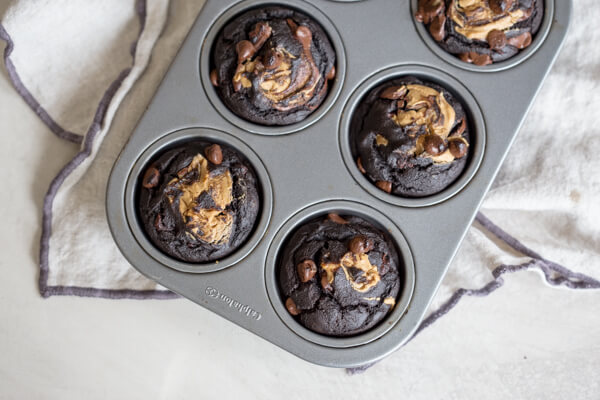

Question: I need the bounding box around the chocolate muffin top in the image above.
[278,214,401,337]
[351,77,470,198]
[415,0,544,65]
[138,142,260,263]
[211,6,336,126]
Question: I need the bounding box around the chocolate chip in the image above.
[295,25,312,43]
[248,21,272,48]
[321,274,333,292]
[376,180,392,193]
[327,213,348,224]
[154,214,166,231]
[471,52,493,66]
[297,260,317,283]
[489,0,514,14]
[236,40,255,63]
[415,0,445,24]
[326,65,336,80]
[379,258,390,276]
[454,118,467,136]
[142,166,160,189]
[449,139,468,159]
[205,144,223,165]
[429,14,446,42]
[285,297,300,316]
[507,32,533,49]
[487,29,507,50]
[210,69,219,87]
[423,134,446,156]
[263,48,283,70]
[380,86,407,100]
[357,157,366,174]
[349,236,374,254]
[459,51,492,66]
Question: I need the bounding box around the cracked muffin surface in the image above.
[351,76,470,198]
[138,142,260,263]
[211,6,336,126]
[278,214,401,336]
[415,0,544,66]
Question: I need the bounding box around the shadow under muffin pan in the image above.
[106,0,572,368]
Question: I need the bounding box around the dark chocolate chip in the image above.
[454,118,467,136]
[415,0,445,24]
[142,166,160,189]
[429,14,446,42]
[487,29,507,50]
[460,51,493,66]
[449,139,468,159]
[297,260,317,283]
[236,40,255,63]
[507,32,533,49]
[380,86,407,100]
[210,69,219,87]
[327,213,348,224]
[154,214,167,232]
[357,157,366,174]
[285,297,300,316]
[349,236,373,254]
[205,144,223,165]
[263,48,283,70]
[489,0,514,15]
[326,65,336,80]
[423,134,446,156]
[376,181,392,193]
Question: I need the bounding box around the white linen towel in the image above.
[1,0,598,371]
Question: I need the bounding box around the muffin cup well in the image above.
[125,128,273,273]
[264,200,415,348]
[200,0,347,135]
[339,65,486,208]
[410,0,555,72]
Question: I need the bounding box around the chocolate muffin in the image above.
[278,214,401,336]
[415,0,544,66]
[351,77,470,198]
[211,6,336,126]
[138,142,260,263]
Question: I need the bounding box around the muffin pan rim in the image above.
[410,0,555,73]
[124,127,274,274]
[264,200,416,348]
[199,0,348,135]
[339,64,486,207]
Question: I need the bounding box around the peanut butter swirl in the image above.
[385,84,468,165]
[166,154,234,245]
[321,252,381,293]
[415,0,540,66]
[231,19,326,112]
[449,0,529,41]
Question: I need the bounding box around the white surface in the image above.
[2,2,600,399]
[1,61,600,400]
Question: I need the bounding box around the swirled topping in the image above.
[165,153,234,245]
[381,84,468,165]
[415,0,539,65]
[321,252,381,293]
[220,18,333,113]
[450,0,530,41]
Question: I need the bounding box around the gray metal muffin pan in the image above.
[106,0,571,368]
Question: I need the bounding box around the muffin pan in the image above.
[106,0,571,367]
